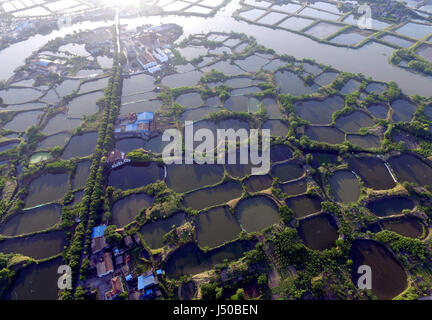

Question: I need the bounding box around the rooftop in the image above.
[91,225,107,239]
[115,112,156,134]
[105,276,124,300]
[138,274,156,291]
[96,252,114,278]
[91,236,107,254]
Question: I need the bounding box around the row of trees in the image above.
[62,25,122,299]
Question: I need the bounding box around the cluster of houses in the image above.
[0,19,56,48]
[114,111,157,139]
[27,55,69,76]
[121,24,180,74]
[87,225,164,300]
[19,48,98,82]
[23,27,110,79]
[107,112,158,169]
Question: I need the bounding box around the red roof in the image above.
[106,150,126,164]
[105,276,124,300]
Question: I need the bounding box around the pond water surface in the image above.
[367,196,414,217]
[108,162,165,190]
[42,113,82,135]
[115,138,144,153]
[244,174,273,193]
[112,193,154,227]
[350,239,407,300]
[381,217,424,239]
[280,178,308,196]
[36,132,71,150]
[182,181,243,211]
[4,110,44,132]
[391,99,416,123]
[348,157,396,190]
[270,144,292,162]
[367,104,389,119]
[166,164,224,194]
[276,70,316,96]
[285,195,322,218]
[0,204,61,236]
[294,96,344,125]
[140,212,187,249]
[165,241,256,279]
[24,173,69,208]
[305,126,345,144]
[388,154,432,187]
[237,196,280,233]
[271,161,304,183]
[61,132,98,160]
[196,206,242,249]
[347,134,381,149]
[5,257,62,300]
[329,170,360,204]
[66,91,104,118]
[335,111,375,133]
[0,230,65,260]
[298,214,338,250]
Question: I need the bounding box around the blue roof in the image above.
[91,225,107,239]
[145,289,153,296]
[125,274,133,281]
[137,112,154,121]
[16,21,29,31]
[138,274,155,290]
[37,60,51,67]
[126,124,137,132]
[156,269,163,275]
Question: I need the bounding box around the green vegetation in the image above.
[126,151,151,162]
[391,49,432,76]
[0,253,17,298]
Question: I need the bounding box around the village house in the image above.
[121,254,131,276]
[91,225,108,254]
[121,24,178,74]
[114,112,157,139]
[137,272,158,298]
[133,233,141,244]
[124,235,133,247]
[96,252,114,278]
[115,255,124,267]
[106,149,130,169]
[105,276,125,300]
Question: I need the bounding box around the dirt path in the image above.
[262,238,282,299]
[2,179,17,203]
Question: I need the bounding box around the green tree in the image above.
[74,286,86,300]
[231,288,245,300]
[104,225,122,246]
[118,291,128,300]
[201,282,219,300]
[257,274,267,287]
[279,205,294,223]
